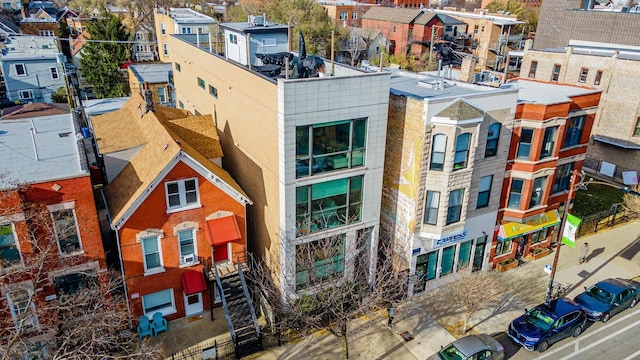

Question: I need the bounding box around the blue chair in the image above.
[137,316,153,339]
[151,312,168,336]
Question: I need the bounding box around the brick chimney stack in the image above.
[460,57,477,83]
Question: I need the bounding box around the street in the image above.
[497,306,640,359]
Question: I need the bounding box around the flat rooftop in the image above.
[433,9,525,25]
[387,68,511,100]
[1,35,59,60]
[511,79,601,105]
[156,8,217,23]
[83,97,129,117]
[540,41,640,61]
[129,63,172,84]
[0,114,87,189]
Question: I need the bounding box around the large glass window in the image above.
[54,271,97,296]
[165,178,199,211]
[424,191,440,225]
[178,229,196,264]
[529,176,547,209]
[508,179,524,209]
[453,133,471,170]
[142,236,162,273]
[563,115,585,148]
[485,123,501,157]
[517,128,534,159]
[476,175,493,208]
[296,176,362,236]
[495,239,513,256]
[553,163,574,193]
[295,235,345,289]
[52,209,81,255]
[142,289,175,315]
[458,240,472,269]
[541,126,558,159]
[430,134,447,171]
[0,223,20,267]
[296,119,366,178]
[440,245,455,276]
[446,189,464,225]
[8,288,38,330]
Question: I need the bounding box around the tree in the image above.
[484,0,525,18]
[0,185,163,359]
[436,272,503,335]
[244,229,409,359]
[80,15,131,99]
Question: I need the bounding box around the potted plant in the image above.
[496,258,518,272]
[530,246,551,260]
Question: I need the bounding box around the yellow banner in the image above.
[498,210,560,240]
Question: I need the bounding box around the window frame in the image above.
[7,287,39,331]
[563,115,585,148]
[529,176,547,209]
[14,63,26,76]
[594,70,603,86]
[0,223,22,268]
[165,178,200,212]
[209,85,217,98]
[142,288,176,316]
[197,77,205,89]
[476,175,493,209]
[453,133,471,170]
[175,63,181,72]
[634,116,640,137]
[162,43,168,56]
[445,189,464,225]
[553,163,574,193]
[507,178,524,209]
[50,207,82,256]
[50,66,59,80]
[178,228,197,265]
[141,235,164,274]
[485,123,501,157]
[528,61,537,78]
[424,191,440,225]
[295,236,346,290]
[18,90,33,100]
[517,128,534,159]
[578,67,588,83]
[551,64,561,82]
[495,239,513,256]
[160,23,166,35]
[540,126,558,159]
[430,134,447,171]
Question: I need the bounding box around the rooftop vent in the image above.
[248,14,266,27]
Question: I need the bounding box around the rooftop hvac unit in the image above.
[249,14,265,26]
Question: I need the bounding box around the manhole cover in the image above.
[400,331,414,342]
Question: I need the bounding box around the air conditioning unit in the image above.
[182,254,196,264]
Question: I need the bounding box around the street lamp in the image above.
[544,171,640,305]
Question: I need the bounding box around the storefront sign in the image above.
[412,248,421,255]
[433,230,468,248]
[497,210,560,240]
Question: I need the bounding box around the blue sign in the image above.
[434,230,469,247]
[412,248,421,255]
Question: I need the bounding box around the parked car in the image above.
[508,298,587,353]
[427,333,504,360]
[573,278,640,322]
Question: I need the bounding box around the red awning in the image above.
[205,215,241,246]
[181,270,207,295]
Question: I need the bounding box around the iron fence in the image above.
[169,336,235,360]
[576,203,629,238]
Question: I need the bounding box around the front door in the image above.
[473,237,487,272]
[213,243,229,263]
[184,292,203,316]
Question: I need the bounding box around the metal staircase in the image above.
[214,262,261,358]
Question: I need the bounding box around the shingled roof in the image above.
[435,99,484,120]
[92,93,247,227]
[362,7,423,24]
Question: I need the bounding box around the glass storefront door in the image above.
[415,251,437,293]
[473,236,486,272]
[440,245,455,276]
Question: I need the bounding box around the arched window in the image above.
[430,134,447,171]
[485,123,501,157]
[453,133,471,170]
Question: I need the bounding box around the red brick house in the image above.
[0,106,107,358]
[490,79,601,266]
[362,7,445,58]
[92,94,252,324]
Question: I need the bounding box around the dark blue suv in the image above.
[508,298,587,352]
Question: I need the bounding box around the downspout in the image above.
[100,188,133,329]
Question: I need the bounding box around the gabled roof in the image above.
[362,7,423,24]
[436,14,466,26]
[436,99,484,120]
[414,11,437,26]
[93,94,248,228]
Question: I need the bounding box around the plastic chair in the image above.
[137,320,153,339]
[151,312,168,336]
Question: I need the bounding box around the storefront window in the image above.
[495,239,513,256]
[531,228,549,245]
[440,245,455,276]
[415,251,437,292]
[458,240,472,270]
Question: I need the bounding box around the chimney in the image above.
[460,57,477,83]
[523,39,533,52]
[143,90,154,113]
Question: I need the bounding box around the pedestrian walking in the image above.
[387,303,396,328]
[579,242,590,264]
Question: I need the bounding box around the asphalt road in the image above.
[494,306,640,359]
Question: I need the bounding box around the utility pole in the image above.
[429,25,444,66]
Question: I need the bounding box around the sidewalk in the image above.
[251,220,640,359]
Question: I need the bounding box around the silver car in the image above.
[428,333,505,360]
